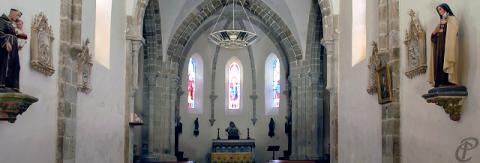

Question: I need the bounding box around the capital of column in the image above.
[126,34,144,43]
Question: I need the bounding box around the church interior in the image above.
[0,0,479,163]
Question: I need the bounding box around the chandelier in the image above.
[209,0,257,49]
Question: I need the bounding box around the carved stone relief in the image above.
[404,9,427,78]
[30,12,55,76]
[367,41,381,95]
[76,39,92,93]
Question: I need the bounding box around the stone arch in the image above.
[166,0,303,65]
[128,0,337,48]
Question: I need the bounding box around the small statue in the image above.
[193,117,199,137]
[428,3,459,87]
[225,121,239,140]
[0,9,25,92]
[14,19,27,50]
[268,118,275,137]
[176,121,182,134]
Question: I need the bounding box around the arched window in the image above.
[185,54,203,114]
[265,54,281,115]
[187,58,196,109]
[228,62,241,110]
[272,57,281,108]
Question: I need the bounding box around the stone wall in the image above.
[291,0,327,159]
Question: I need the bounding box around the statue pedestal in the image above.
[422,86,468,121]
[0,92,38,123]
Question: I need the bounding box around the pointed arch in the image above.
[265,53,282,115]
[185,53,204,114]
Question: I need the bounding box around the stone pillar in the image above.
[324,38,338,163]
[290,1,326,159]
[144,61,177,162]
[378,0,401,162]
[291,66,323,160]
[57,0,83,163]
[125,34,144,163]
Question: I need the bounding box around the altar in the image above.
[210,139,255,163]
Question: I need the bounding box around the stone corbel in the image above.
[30,12,55,76]
[0,93,38,123]
[422,86,468,121]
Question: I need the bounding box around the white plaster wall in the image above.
[337,0,382,162]
[0,1,59,163]
[76,0,127,162]
[281,0,310,60]
[159,0,200,61]
[178,28,288,163]
[399,1,480,163]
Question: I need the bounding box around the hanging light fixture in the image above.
[209,0,257,49]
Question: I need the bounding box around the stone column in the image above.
[324,38,338,163]
[144,61,177,162]
[57,0,83,162]
[379,0,401,162]
[291,65,323,160]
[125,34,144,163]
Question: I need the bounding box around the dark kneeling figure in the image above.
[225,121,239,140]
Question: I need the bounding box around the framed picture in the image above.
[376,65,392,104]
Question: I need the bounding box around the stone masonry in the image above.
[291,0,327,160]
[57,0,83,163]
[378,0,401,162]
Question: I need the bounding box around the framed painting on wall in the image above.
[376,65,392,104]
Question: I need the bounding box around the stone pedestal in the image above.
[0,92,38,123]
[422,86,468,121]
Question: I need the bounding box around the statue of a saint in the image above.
[428,3,459,87]
[193,117,199,137]
[0,9,25,92]
[225,121,239,140]
[268,118,275,137]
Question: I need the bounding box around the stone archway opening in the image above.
[126,0,338,162]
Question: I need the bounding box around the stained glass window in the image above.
[187,58,196,109]
[272,58,281,108]
[228,62,241,110]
